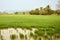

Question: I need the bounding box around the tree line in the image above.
[29,5,60,15]
[14,5,60,15]
[0,5,60,15]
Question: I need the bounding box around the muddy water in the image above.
[0,28,36,40]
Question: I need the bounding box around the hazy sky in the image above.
[0,0,57,12]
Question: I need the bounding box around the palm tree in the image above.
[10,34,17,40]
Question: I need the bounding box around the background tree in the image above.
[29,5,55,15]
[55,0,60,15]
[34,8,40,15]
[44,5,52,15]
[29,8,40,15]
[23,12,25,15]
[55,10,60,15]
[39,7,44,15]
[15,12,18,14]
[57,0,60,10]
[29,10,35,15]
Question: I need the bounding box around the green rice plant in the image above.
[10,34,17,40]
[19,33,24,38]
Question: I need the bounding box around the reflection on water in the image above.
[0,28,36,40]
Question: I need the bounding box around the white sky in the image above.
[0,0,57,12]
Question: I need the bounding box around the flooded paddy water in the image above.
[0,28,36,40]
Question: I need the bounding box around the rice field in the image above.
[0,15,60,40]
[0,15,60,29]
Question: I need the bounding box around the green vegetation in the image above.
[0,0,60,40]
[30,32,34,37]
[30,5,60,15]
[19,33,25,40]
[19,33,24,38]
[0,15,60,28]
[10,34,17,40]
[0,15,60,40]
[0,5,60,15]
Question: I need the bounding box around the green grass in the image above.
[0,15,60,29]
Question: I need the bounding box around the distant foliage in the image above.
[55,10,60,15]
[23,12,25,15]
[30,8,40,15]
[57,0,60,10]
[0,5,60,15]
[15,12,18,14]
[29,5,60,15]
